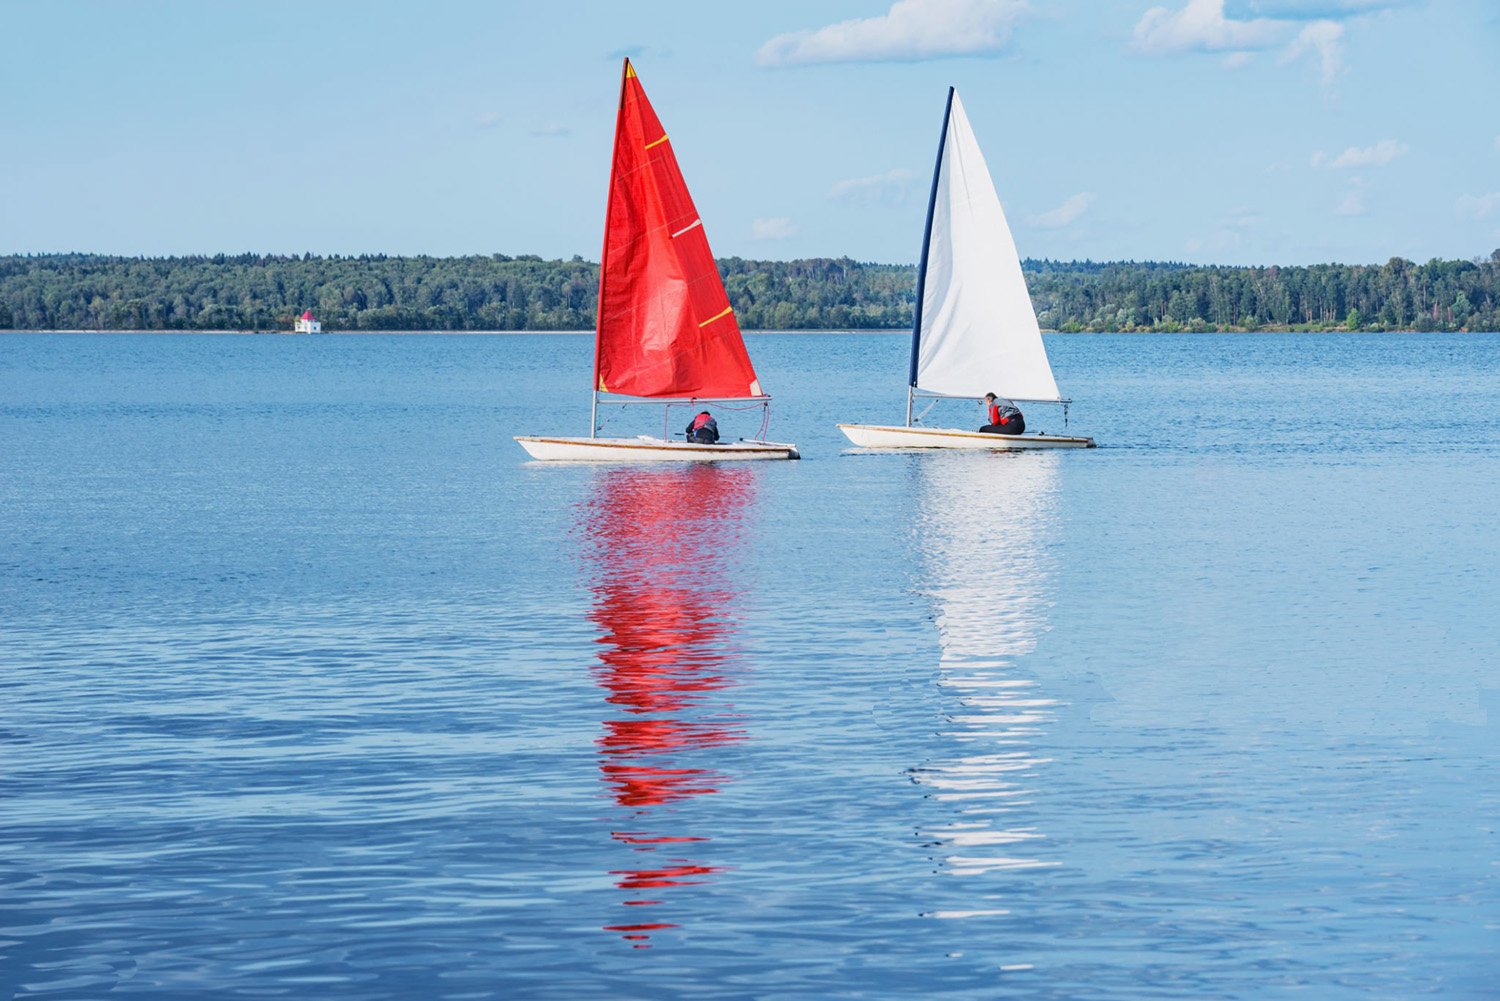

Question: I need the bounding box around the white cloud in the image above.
[1187,205,1264,253]
[1281,19,1343,84]
[1335,189,1366,216]
[1027,192,1094,228]
[476,112,502,128]
[1131,0,1346,83]
[1240,0,1408,16]
[1226,206,1263,228]
[1457,193,1500,221]
[530,124,572,138]
[1132,0,1285,53]
[1313,138,1407,168]
[829,168,917,202]
[1332,176,1369,216]
[751,217,798,240]
[756,0,1029,67]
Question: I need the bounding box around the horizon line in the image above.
[4,250,1496,270]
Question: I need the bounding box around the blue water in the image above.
[2,332,1497,999]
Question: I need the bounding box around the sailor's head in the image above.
[697,410,711,417]
[983,393,997,403]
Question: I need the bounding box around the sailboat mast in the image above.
[590,58,633,437]
[907,86,956,426]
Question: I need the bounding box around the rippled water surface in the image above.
[3,332,1498,999]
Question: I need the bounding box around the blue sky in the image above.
[2,0,1496,265]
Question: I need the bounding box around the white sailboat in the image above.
[516,60,797,462]
[839,89,1094,450]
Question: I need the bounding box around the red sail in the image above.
[593,60,763,400]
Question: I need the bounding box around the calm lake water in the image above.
[2,332,1498,999]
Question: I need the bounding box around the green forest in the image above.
[2,251,1498,332]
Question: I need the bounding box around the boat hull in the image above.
[838,424,1095,449]
[515,436,799,462]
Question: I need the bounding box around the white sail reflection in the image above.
[912,451,1062,892]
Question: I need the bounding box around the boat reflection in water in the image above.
[580,464,756,947]
[912,451,1061,917]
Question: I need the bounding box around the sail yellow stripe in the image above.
[644,134,669,150]
[698,306,733,328]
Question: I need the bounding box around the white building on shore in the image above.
[294,310,322,334]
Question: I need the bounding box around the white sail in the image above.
[915,91,1061,403]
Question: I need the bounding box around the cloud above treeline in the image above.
[1335,181,1368,216]
[1027,193,1095,229]
[751,217,798,240]
[755,0,1029,66]
[829,169,917,203]
[1311,139,1408,168]
[1133,0,1286,52]
[1458,192,1500,221]
[1233,0,1410,17]
[1130,0,1356,84]
[754,0,1387,85]
[1186,205,1265,254]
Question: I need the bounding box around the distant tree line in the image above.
[2,251,1497,332]
[1025,254,1500,333]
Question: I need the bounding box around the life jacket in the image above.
[987,402,1024,434]
[686,413,719,443]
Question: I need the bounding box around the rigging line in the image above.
[704,400,770,412]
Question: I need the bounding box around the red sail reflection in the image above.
[582,464,755,947]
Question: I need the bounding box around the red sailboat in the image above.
[516,59,798,461]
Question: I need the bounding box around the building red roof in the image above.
[301,310,315,320]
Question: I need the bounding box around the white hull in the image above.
[838,424,1094,449]
[516,435,799,462]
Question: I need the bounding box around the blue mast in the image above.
[907,87,955,425]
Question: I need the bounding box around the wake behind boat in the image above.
[515,59,797,463]
[839,88,1094,451]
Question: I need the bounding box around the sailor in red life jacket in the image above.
[979,392,1025,435]
[686,410,720,444]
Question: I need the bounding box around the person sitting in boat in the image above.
[979,393,1024,435]
[686,410,720,444]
